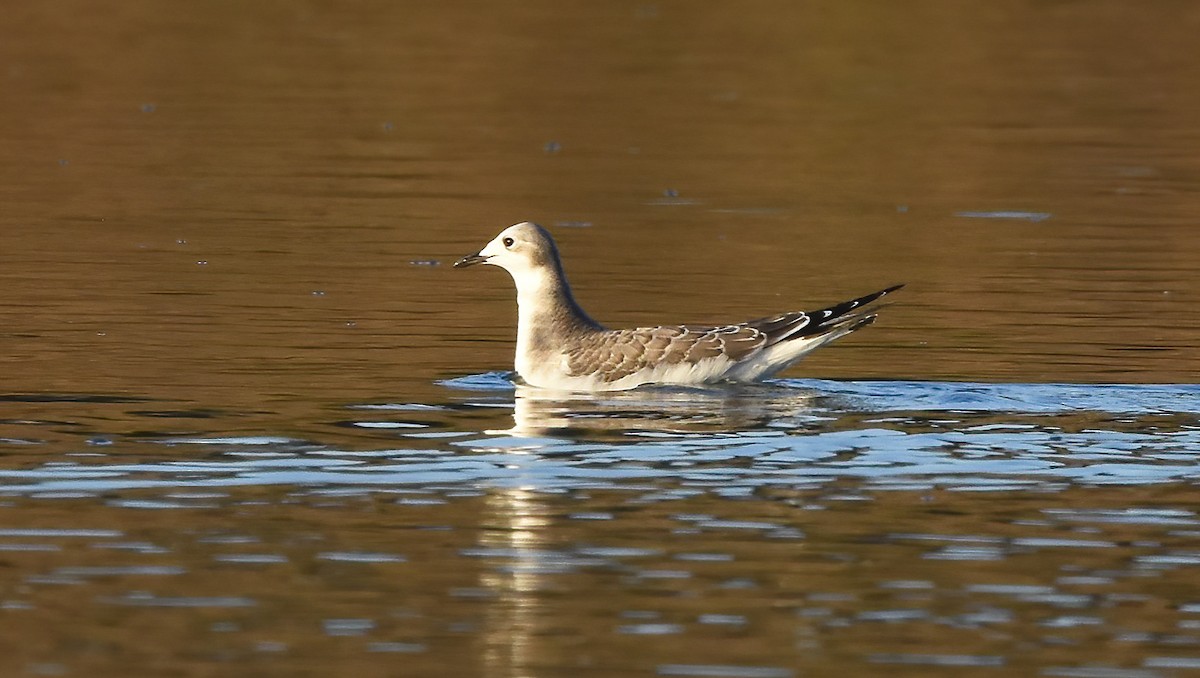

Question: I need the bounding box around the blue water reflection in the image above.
[0,378,1195,496]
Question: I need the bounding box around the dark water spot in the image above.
[0,394,153,404]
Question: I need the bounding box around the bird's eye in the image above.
[502,237,515,248]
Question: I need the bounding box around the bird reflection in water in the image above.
[497,384,825,439]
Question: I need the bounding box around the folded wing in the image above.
[565,324,766,382]
[563,284,903,384]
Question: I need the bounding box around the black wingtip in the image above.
[806,284,904,329]
[846,283,905,310]
[742,284,902,345]
[858,283,905,307]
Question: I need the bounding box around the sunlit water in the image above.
[3,1,1200,676]
[3,378,1200,676]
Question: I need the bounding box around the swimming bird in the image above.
[454,222,902,391]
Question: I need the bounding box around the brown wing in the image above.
[563,285,904,383]
[744,311,813,345]
[564,325,766,383]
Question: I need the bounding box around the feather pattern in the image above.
[562,284,903,383]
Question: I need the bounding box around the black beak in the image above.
[453,252,489,268]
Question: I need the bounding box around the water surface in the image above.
[1,1,1199,676]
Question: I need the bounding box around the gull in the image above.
[454,222,902,391]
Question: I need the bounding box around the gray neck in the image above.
[516,262,602,339]
[513,263,602,378]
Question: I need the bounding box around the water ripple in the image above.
[0,380,1195,497]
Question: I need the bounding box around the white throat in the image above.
[503,264,561,377]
